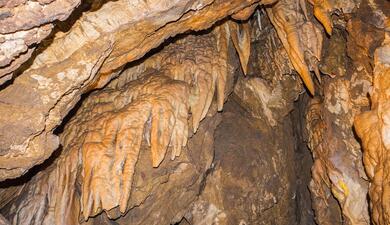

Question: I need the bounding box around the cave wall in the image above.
[184,98,304,225]
[305,1,388,224]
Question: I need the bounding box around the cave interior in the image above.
[0,0,389,224]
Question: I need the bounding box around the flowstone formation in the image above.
[0,0,389,224]
[355,35,390,225]
[0,0,264,182]
[304,2,388,224]
[0,29,235,225]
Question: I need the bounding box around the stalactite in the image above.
[228,21,251,75]
[308,0,334,35]
[266,0,323,95]
[0,0,388,224]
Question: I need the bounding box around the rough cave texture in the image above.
[183,99,306,225]
[0,0,389,224]
[0,0,81,85]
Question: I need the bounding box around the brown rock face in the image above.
[303,2,388,225]
[355,35,390,225]
[185,100,298,225]
[183,12,314,224]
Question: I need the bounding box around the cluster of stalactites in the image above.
[266,0,324,95]
[4,28,233,225]
[79,74,191,219]
[0,0,343,223]
[124,28,233,133]
[228,0,336,95]
[66,30,233,220]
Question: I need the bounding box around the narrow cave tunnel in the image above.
[0,0,389,225]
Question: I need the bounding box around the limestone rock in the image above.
[304,2,389,224]
[0,0,81,84]
[0,0,264,181]
[0,0,388,224]
[234,13,302,126]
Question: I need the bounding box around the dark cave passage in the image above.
[197,97,315,224]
